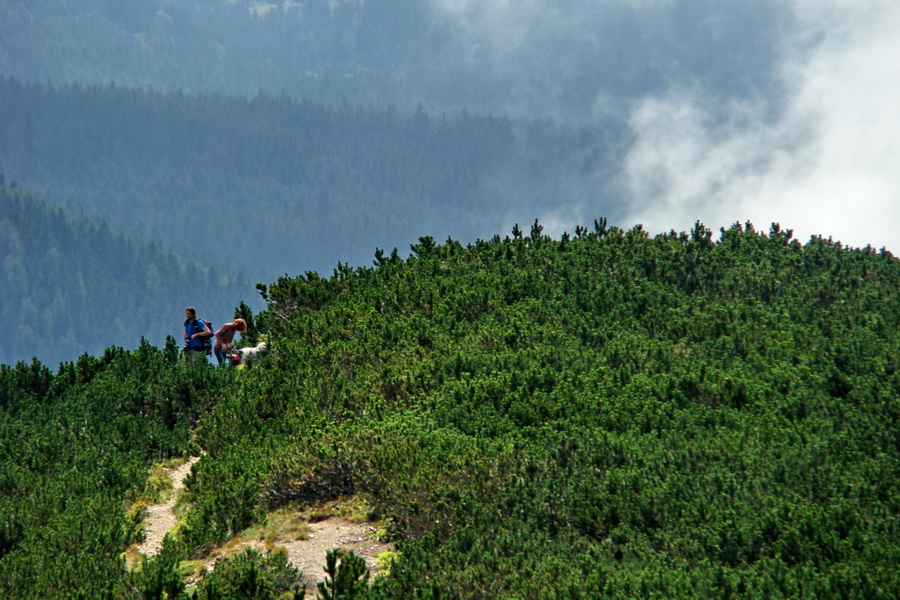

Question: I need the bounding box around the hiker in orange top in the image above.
[213,318,248,366]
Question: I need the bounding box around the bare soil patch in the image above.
[201,514,394,590]
[280,517,393,588]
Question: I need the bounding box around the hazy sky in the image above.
[620,0,900,250]
[429,0,900,251]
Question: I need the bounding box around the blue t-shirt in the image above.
[184,318,208,350]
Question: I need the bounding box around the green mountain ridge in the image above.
[0,180,257,367]
[1,220,898,598]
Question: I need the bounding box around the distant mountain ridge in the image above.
[0,77,625,279]
[0,0,782,122]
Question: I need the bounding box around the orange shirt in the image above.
[214,322,239,348]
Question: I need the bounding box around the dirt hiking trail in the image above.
[137,456,200,555]
[137,456,393,589]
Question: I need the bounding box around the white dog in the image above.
[237,341,268,365]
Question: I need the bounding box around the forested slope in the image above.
[1,221,899,598]
[0,181,253,366]
[0,77,622,277]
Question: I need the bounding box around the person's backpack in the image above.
[200,320,213,355]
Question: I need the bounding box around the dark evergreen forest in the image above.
[0,77,624,279]
[1,222,898,598]
[0,0,782,121]
[0,181,254,367]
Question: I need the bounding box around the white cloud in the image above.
[621,0,900,251]
[427,0,674,62]
[428,0,900,250]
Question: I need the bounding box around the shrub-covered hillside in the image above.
[0,341,221,597]
[2,220,899,598]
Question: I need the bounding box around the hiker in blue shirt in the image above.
[183,306,211,364]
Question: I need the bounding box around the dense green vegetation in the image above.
[0,340,222,597]
[0,180,253,367]
[2,220,898,598]
[0,77,622,277]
